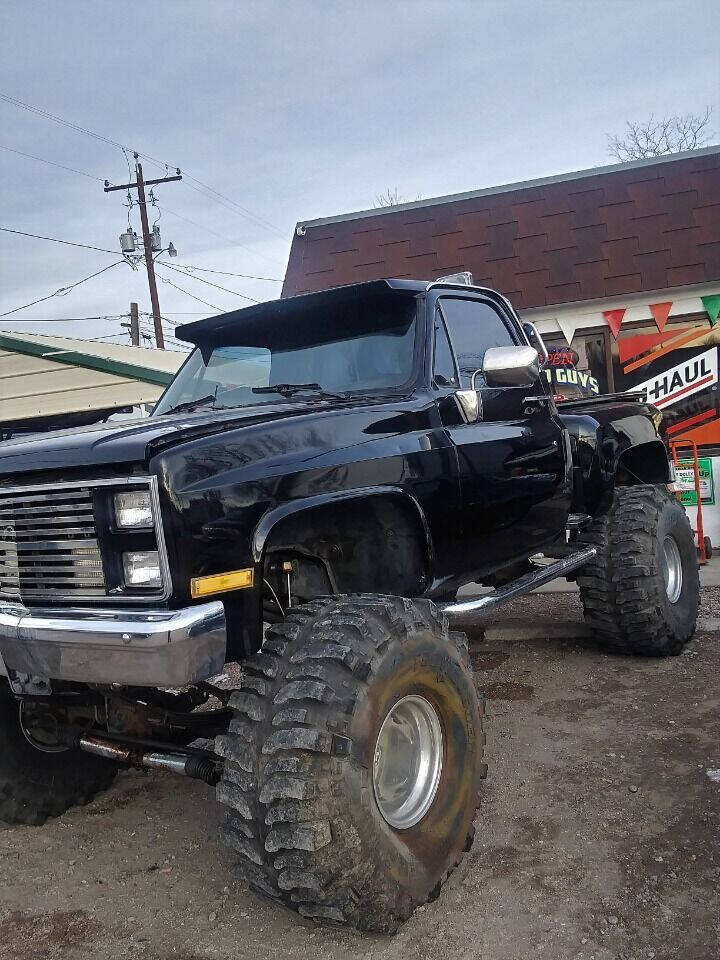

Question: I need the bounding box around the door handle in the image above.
[523,395,557,416]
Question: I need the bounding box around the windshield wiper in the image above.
[163,393,217,415]
[251,382,348,400]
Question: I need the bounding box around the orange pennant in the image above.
[603,308,626,339]
[649,301,672,333]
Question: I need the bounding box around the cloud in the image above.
[0,0,717,341]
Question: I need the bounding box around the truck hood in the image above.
[0,403,336,478]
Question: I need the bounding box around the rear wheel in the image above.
[578,485,699,656]
[0,680,118,825]
[215,595,485,933]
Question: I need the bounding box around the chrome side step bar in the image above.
[439,546,597,622]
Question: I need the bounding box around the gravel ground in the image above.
[1,589,719,960]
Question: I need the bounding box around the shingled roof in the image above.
[282,146,720,309]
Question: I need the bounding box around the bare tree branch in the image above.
[375,187,403,208]
[374,187,423,208]
[608,108,713,162]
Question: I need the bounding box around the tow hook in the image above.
[63,732,222,786]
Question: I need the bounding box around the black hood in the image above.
[0,402,335,478]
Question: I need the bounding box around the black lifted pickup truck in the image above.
[0,278,699,932]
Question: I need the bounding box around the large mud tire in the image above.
[577,485,699,656]
[0,680,118,825]
[215,595,485,933]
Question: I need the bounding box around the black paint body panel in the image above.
[0,280,667,658]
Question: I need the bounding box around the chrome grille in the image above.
[0,486,106,599]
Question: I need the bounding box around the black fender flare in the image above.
[562,408,670,513]
[251,485,435,576]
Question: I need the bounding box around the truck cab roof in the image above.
[175,278,507,345]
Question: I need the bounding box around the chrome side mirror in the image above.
[453,345,542,422]
[481,345,541,387]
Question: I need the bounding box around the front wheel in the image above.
[215,595,485,933]
[577,485,699,656]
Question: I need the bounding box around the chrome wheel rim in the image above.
[662,534,683,604]
[372,694,443,830]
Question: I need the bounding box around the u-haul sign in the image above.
[631,347,718,409]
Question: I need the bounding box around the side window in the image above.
[432,311,459,387]
[439,298,517,387]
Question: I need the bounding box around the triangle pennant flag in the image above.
[702,294,720,328]
[556,315,580,345]
[603,308,626,340]
[649,301,672,333]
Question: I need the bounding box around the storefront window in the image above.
[543,329,612,395]
[545,313,720,453]
[611,314,720,452]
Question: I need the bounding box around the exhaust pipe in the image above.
[76,734,221,785]
[439,546,597,622]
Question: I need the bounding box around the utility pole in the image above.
[104,157,182,350]
[129,301,140,346]
[120,302,141,345]
[135,162,163,349]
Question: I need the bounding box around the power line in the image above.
[0,225,118,256]
[83,332,132,343]
[157,203,238,245]
[0,261,127,318]
[181,264,280,282]
[154,272,222,312]
[0,314,127,322]
[0,91,286,244]
[0,92,126,151]
[0,143,104,181]
[156,202,284,270]
[145,312,181,328]
[139,320,189,351]
[179,176,286,239]
[157,260,260,303]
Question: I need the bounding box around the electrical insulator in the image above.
[119,228,136,254]
[151,225,162,252]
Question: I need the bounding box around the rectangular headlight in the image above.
[122,550,162,588]
[114,490,153,529]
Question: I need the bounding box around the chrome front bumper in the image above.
[0,601,227,687]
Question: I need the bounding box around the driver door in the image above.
[431,293,570,579]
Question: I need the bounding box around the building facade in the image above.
[283,146,720,541]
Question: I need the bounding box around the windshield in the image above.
[153,294,418,415]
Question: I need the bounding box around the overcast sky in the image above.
[0,0,718,350]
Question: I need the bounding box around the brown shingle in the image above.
[698,241,720,275]
[667,264,705,285]
[283,151,720,305]
[516,234,547,273]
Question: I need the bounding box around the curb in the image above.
[467,616,719,643]
[476,620,592,642]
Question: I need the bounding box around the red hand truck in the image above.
[669,439,710,565]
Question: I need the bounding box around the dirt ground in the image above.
[1,590,719,960]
